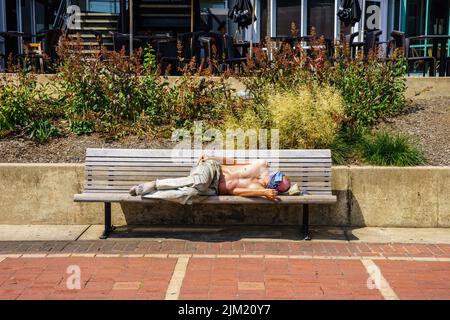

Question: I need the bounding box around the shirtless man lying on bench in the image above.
[129,154,291,201]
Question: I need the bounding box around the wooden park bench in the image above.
[74,148,337,239]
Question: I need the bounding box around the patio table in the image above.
[408,35,450,77]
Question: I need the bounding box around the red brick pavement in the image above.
[0,257,177,300]
[180,258,383,300]
[1,241,450,300]
[375,260,450,300]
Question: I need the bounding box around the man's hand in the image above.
[264,189,278,201]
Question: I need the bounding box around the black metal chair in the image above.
[223,34,247,72]
[157,39,179,75]
[363,29,382,59]
[405,37,436,76]
[198,32,225,72]
[0,31,23,70]
[178,32,195,62]
[109,31,145,54]
[110,31,130,53]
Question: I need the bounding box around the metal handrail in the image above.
[53,0,73,31]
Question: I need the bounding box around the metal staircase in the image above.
[53,0,119,54]
[67,12,119,52]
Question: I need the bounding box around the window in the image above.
[88,0,120,13]
[307,0,334,39]
[406,0,426,37]
[394,0,400,31]
[427,0,449,35]
[276,0,301,37]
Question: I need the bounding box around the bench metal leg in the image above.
[302,204,311,241]
[100,202,115,239]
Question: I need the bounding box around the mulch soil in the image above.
[1,97,449,165]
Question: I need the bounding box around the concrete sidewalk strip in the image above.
[348,228,450,244]
[361,259,399,300]
[2,225,450,244]
[0,225,90,241]
[165,256,190,300]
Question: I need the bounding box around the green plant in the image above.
[268,84,346,149]
[359,131,425,166]
[56,37,169,138]
[70,120,95,135]
[143,45,157,71]
[327,50,407,126]
[242,40,407,129]
[167,74,237,129]
[329,125,367,164]
[28,119,60,143]
[0,71,37,135]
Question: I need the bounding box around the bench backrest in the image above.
[83,149,333,196]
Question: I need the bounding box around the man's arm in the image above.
[232,188,278,201]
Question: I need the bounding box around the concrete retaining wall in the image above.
[2,74,449,101]
[0,164,448,227]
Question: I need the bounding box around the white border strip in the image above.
[361,259,399,300]
[165,255,190,300]
[1,253,450,262]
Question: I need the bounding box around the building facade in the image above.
[1,0,449,59]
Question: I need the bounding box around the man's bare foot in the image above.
[129,181,156,196]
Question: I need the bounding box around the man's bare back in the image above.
[200,155,289,201]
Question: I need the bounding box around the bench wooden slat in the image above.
[80,189,332,196]
[86,163,332,169]
[85,185,330,194]
[86,172,332,179]
[74,193,336,204]
[85,182,332,189]
[86,148,332,158]
[85,176,331,183]
[85,166,332,172]
[85,157,332,163]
